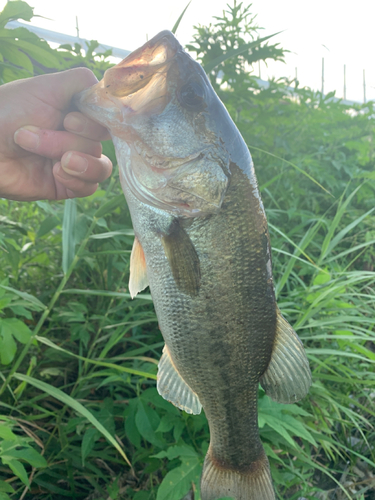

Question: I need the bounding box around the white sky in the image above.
[5,0,375,103]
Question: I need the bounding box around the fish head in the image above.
[76,30,238,217]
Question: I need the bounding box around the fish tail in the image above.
[200,449,275,500]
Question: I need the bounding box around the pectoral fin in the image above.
[129,236,149,299]
[161,219,200,297]
[157,345,202,415]
[260,310,312,404]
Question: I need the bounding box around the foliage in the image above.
[0,1,374,500]
[0,1,62,83]
[186,1,285,88]
[0,0,112,84]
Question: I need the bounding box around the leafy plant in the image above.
[186,1,285,87]
[0,1,374,499]
[0,1,62,82]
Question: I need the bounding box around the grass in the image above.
[1,164,374,499]
[0,1,375,499]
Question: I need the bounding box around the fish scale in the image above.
[76,29,312,500]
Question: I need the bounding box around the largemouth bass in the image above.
[75,30,311,500]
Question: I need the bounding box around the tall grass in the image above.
[0,2,374,500]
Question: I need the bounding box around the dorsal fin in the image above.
[129,236,149,299]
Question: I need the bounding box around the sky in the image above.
[4,0,375,103]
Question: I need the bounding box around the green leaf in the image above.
[171,1,191,35]
[135,399,162,446]
[62,198,77,274]
[0,325,17,365]
[0,285,46,310]
[94,193,126,218]
[3,459,28,487]
[4,447,47,468]
[0,480,14,493]
[13,373,132,467]
[153,445,198,460]
[0,215,27,235]
[35,334,157,380]
[155,414,174,434]
[0,425,17,441]
[81,427,100,465]
[313,270,331,286]
[0,297,11,311]
[258,412,298,448]
[0,1,34,27]
[125,400,141,448]
[62,288,153,301]
[14,38,61,68]
[133,492,151,500]
[36,215,60,238]
[141,387,180,414]
[203,33,281,73]
[89,229,134,239]
[2,318,32,343]
[156,456,201,500]
[0,41,33,72]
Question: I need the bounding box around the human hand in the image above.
[0,68,113,201]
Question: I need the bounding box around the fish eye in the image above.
[178,81,206,110]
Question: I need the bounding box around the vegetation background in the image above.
[0,1,374,499]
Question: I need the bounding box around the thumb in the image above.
[36,68,99,110]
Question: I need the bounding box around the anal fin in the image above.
[260,310,312,404]
[157,345,202,415]
[129,236,149,299]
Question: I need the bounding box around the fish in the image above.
[75,30,312,500]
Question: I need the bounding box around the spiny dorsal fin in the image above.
[260,310,312,404]
[129,236,149,299]
[161,219,200,297]
[157,344,202,415]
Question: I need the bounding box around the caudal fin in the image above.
[200,451,275,500]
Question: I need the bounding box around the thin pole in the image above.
[321,57,324,95]
[343,64,346,100]
[295,67,298,88]
[75,16,79,38]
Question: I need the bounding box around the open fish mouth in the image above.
[75,30,230,217]
[75,31,182,123]
[102,30,181,98]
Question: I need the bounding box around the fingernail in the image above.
[62,152,88,174]
[64,114,85,133]
[14,126,40,151]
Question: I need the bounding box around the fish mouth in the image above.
[75,31,182,125]
[102,30,181,98]
[75,31,228,217]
